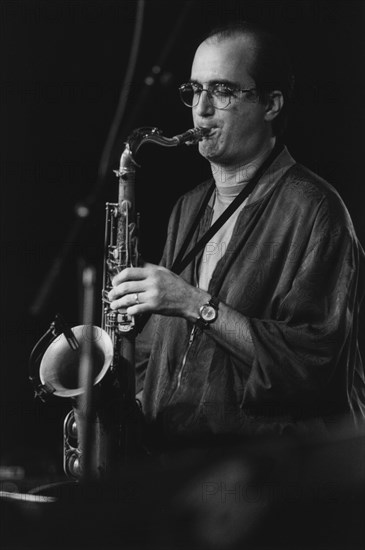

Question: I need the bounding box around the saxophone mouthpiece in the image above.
[180,127,211,146]
[197,127,211,138]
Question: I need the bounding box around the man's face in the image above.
[191,35,271,166]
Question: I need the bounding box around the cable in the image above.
[30,0,146,317]
[96,0,145,195]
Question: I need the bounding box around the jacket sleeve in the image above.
[135,314,156,394]
[243,197,365,411]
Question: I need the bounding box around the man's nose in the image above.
[194,90,215,116]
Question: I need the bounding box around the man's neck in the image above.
[210,137,276,187]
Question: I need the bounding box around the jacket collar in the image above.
[245,146,296,206]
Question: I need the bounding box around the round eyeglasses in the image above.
[179,82,257,109]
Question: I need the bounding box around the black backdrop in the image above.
[1,0,365,479]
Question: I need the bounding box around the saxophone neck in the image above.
[115,126,209,175]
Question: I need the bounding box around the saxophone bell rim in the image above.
[39,325,113,398]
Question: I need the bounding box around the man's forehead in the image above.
[191,35,255,81]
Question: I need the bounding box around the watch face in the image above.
[200,304,217,322]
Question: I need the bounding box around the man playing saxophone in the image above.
[108,21,365,445]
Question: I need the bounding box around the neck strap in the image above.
[171,141,284,275]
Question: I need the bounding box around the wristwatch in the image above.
[197,296,219,328]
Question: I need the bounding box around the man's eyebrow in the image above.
[188,78,241,87]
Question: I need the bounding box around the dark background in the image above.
[1,0,365,481]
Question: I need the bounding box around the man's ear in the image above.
[264,91,284,122]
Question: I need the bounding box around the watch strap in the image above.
[208,295,219,310]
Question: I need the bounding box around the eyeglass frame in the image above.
[178,80,258,109]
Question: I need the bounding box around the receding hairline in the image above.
[195,32,258,72]
[204,27,257,44]
[202,29,258,50]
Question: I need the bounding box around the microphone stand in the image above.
[77,265,96,482]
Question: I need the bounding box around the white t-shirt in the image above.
[198,182,248,291]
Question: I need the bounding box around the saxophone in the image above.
[29,126,208,481]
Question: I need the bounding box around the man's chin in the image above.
[198,142,221,161]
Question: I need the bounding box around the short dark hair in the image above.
[203,21,295,136]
